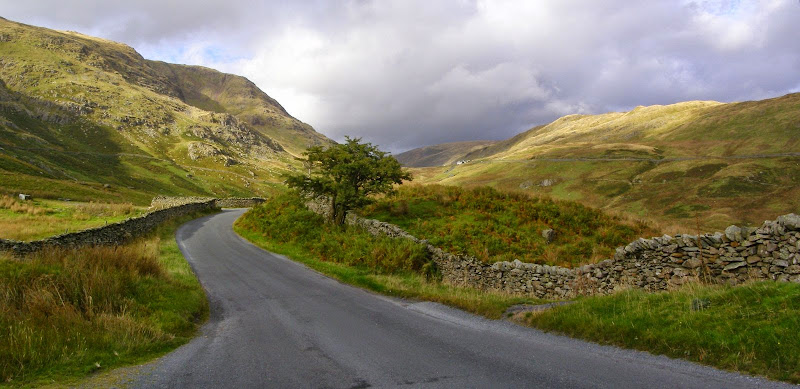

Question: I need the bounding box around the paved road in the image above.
[130,209,791,388]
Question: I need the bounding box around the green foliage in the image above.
[362,185,650,267]
[524,282,800,384]
[0,211,210,386]
[285,137,411,225]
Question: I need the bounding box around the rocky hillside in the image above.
[407,93,800,231]
[0,17,332,204]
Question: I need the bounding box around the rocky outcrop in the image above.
[307,199,800,299]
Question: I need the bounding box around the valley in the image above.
[1,12,799,388]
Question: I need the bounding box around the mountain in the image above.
[395,140,496,167]
[0,17,332,204]
[406,93,800,231]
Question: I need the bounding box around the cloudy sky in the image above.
[4,0,800,152]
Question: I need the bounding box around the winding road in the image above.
[126,209,790,388]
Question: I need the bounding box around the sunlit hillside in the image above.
[403,94,800,232]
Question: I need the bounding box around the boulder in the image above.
[778,214,800,230]
[725,225,742,241]
[541,228,556,243]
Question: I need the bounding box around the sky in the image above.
[3,0,800,152]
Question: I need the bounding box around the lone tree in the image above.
[285,137,411,225]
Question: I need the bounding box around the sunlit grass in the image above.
[0,211,211,386]
[524,281,800,384]
[0,196,146,241]
[361,185,653,267]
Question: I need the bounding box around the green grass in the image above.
[0,210,212,387]
[234,193,542,318]
[360,185,652,267]
[523,282,800,384]
[0,196,147,241]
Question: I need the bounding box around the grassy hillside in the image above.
[361,185,651,267]
[0,17,332,204]
[405,94,800,232]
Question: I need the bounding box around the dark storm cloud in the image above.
[4,0,799,152]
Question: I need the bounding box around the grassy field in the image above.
[0,195,147,241]
[234,193,542,318]
[361,185,652,267]
[0,210,211,387]
[522,282,800,384]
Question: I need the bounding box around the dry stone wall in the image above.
[150,196,214,209]
[151,196,265,209]
[215,197,266,208]
[307,199,800,299]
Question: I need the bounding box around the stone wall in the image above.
[151,196,265,209]
[307,199,800,299]
[150,196,212,209]
[0,200,217,257]
[215,197,266,208]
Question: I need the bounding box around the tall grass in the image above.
[0,213,210,386]
[523,281,800,384]
[74,201,136,219]
[0,195,46,216]
[361,185,653,267]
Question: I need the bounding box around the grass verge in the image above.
[0,210,213,387]
[522,282,800,384]
[233,193,541,319]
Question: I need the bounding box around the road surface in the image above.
[128,209,791,388]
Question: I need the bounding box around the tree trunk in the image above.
[334,204,347,225]
[329,194,338,224]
